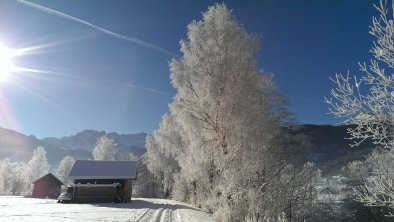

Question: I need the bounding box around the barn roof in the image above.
[33,173,64,185]
[67,160,137,180]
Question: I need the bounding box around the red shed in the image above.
[32,173,64,198]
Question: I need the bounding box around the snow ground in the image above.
[0,196,216,222]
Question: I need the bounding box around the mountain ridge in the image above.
[0,125,375,175]
[0,127,147,170]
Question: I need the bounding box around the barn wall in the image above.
[32,179,61,198]
[67,178,135,203]
[123,179,131,203]
[71,179,131,203]
[74,186,118,203]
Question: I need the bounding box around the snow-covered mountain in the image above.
[0,127,147,170]
[0,127,91,169]
[42,130,147,156]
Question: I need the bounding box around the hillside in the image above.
[289,124,374,175]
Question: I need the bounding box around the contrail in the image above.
[16,0,178,57]
[125,83,170,97]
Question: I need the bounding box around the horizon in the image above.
[0,0,375,138]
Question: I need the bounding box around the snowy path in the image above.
[0,196,216,222]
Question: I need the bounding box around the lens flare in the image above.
[0,43,15,82]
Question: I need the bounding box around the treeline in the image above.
[0,136,155,197]
[0,147,49,196]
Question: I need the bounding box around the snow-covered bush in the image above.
[341,151,393,220]
[344,149,394,216]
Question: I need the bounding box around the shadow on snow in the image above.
[90,199,202,212]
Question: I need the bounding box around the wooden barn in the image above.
[67,160,137,203]
[32,173,63,198]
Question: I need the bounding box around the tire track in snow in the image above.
[158,208,167,222]
[134,202,178,222]
[158,207,172,222]
[135,208,165,222]
[134,208,155,222]
[150,208,164,222]
[175,209,183,222]
[0,197,216,222]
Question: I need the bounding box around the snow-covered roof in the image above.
[67,160,137,179]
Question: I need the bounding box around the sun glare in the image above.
[0,42,15,82]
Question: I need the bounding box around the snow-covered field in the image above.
[0,196,216,222]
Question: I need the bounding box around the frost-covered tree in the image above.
[9,161,28,196]
[28,146,49,182]
[92,135,117,160]
[118,152,138,161]
[0,158,14,194]
[326,0,394,213]
[0,158,13,194]
[326,0,394,148]
[0,159,28,195]
[132,154,164,198]
[146,115,183,197]
[57,156,75,184]
[26,146,49,194]
[147,4,319,221]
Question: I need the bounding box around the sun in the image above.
[0,42,16,82]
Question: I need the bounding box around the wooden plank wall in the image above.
[123,179,131,202]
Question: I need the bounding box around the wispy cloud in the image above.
[125,83,170,97]
[16,0,178,57]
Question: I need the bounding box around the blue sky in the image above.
[0,0,376,138]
